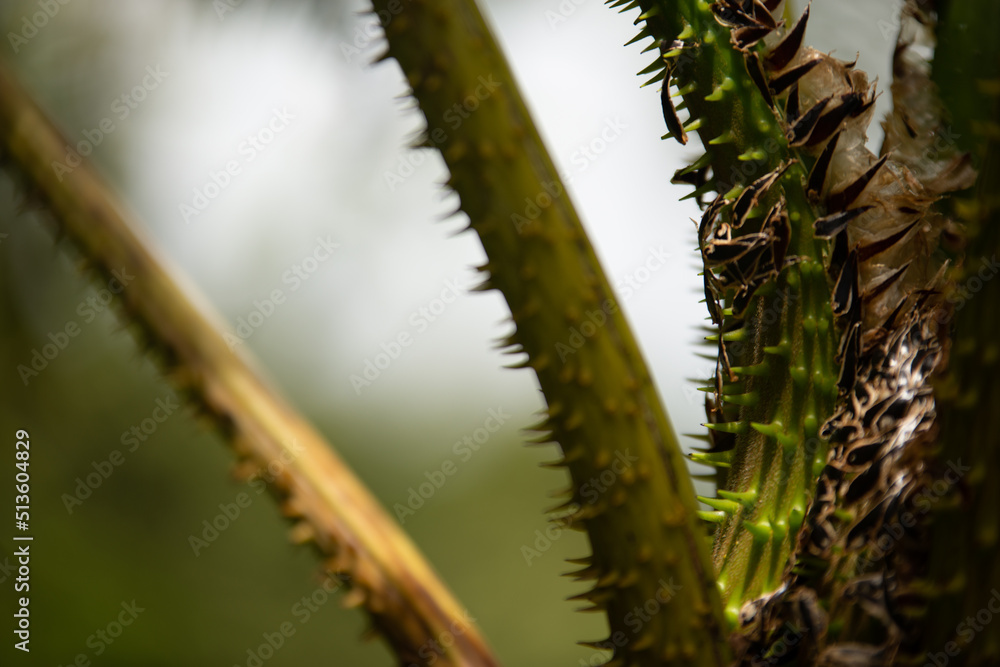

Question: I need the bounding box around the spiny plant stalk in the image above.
[747,3,979,661]
[618,0,842,624]
[0,60,498,667]
[621,1,978,663]
[370,0,730,663]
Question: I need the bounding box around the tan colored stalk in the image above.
[0,59,497,667]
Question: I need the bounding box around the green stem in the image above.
[372,0,730,663]
[623,0,838,622]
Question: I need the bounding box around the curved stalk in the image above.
[0,59,497,667]
[621,0,839,624]
[371,0,730,664]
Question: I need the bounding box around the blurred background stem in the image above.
[0,57,497,667]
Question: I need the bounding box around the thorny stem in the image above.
[0,59,498,667]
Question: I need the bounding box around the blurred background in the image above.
[0,0,894,664]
